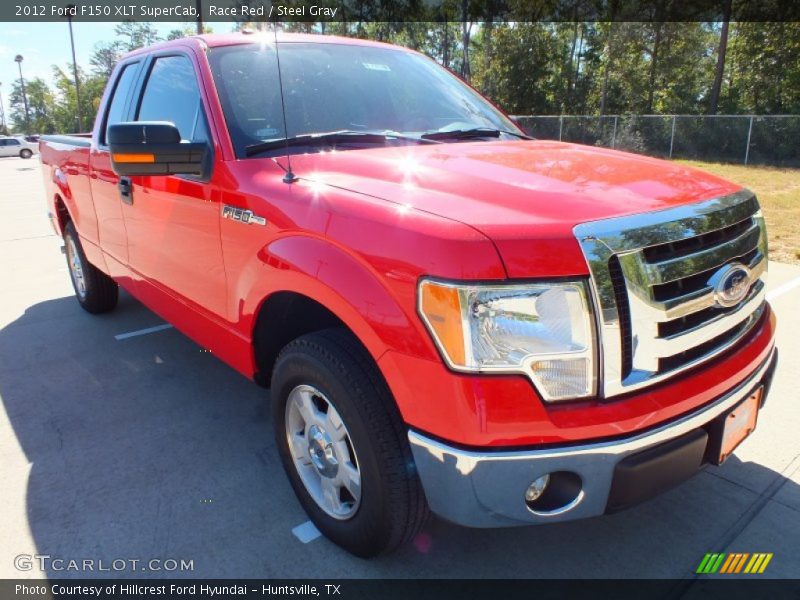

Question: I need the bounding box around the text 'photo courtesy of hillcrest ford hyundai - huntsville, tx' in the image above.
[39,31,777,558]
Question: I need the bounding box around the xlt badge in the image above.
[222,205,266,226]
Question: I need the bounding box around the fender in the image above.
[239,233,439,367]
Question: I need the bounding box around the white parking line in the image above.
[114,324,173,341]
[292,521,322,544]
[766,275,800,302]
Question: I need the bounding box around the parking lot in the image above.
[1,155,799,582]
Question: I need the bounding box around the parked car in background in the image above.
[0,136,38,158]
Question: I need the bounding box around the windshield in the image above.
[208,41,523,157]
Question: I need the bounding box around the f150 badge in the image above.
[222,205,266,226]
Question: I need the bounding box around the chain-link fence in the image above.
[511,115,800,167]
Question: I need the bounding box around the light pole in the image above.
[196,0,203,35]
[14,55,30,134]
[0,82,7,135]
[65,5,83,132]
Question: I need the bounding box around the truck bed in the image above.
[40,133,92,172]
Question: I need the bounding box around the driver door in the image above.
[121,52,227,319]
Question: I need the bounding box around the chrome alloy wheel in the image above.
[65,236,87,300]
[285,384,362,520]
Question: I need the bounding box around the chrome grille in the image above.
[574,189,768,398]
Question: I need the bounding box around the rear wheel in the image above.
[64,221,119,314]
[271,329,429,557]
[19,148,33,159]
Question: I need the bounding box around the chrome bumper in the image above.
[408,346,776,528]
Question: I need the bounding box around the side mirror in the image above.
[108,121,208,177]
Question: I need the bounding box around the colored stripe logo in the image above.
[696,552,773,574]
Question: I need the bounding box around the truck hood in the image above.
[287,140,742,277]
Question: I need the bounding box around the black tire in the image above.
[64,221,119,314]
[19,149,33,159]
[271,328,429,557]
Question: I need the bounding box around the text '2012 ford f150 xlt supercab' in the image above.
[40,33,778,557]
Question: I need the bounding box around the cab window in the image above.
[102,62,140,145]
[136,55,209,143]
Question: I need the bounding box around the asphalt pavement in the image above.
[0,155,798,582]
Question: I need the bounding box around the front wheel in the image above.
[64,221,119,314]
[20,148,33,159]
[271,329,429,557]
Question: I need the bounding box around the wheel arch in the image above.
[53,193,71,234]
[50,166,76,237]
[253,291,355,385]
[246,235,435,386]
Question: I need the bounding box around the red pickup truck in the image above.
[41,33,777,557]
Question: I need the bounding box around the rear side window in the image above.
[103,63,139,145]
[136,55,208,143]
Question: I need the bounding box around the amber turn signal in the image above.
[112,153,155,163]
[419,281,466,366]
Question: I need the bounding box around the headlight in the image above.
[418,279,597,402]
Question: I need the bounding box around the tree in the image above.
[90,41,122,79]
[725,22,800,114]
[654,23,715,113]
[166,25,214,40]
[645,22,663,113]
[459,0,474,81]
[471,23,557,113]
[708,0,732,114]
[88,22,164,86]
[598,21,615,115]
[8,78,56,134]
[50,65,106,133]
[4,18,800,136]
[114,21,162,52]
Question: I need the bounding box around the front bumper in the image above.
[409,346,778,528]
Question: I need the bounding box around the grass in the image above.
[678,160,800,265]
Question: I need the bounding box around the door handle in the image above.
[118,177,133,205]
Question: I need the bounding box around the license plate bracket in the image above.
[708,387,762,465]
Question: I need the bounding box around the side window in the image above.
[9,139,20,146]
[137,55,208,143]
[103,63,140,145]
[0,140,7,146]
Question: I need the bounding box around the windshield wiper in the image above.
[245,130,439,157]
[420,127,533,141]
[245,131,387,157]
[382,130,442,144]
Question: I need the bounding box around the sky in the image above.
[0,21,237,110]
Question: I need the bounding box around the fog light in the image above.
[525,474,550,502]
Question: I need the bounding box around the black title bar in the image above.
[3,579,800,600]
[3,0,800,22]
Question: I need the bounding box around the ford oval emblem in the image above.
[709,262,751,308]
